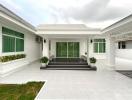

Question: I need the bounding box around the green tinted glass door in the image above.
[56,42,79,58]
[68,42,74,57]
[68,42,79,58]
[56,42,67,57]
[73,42,79,57]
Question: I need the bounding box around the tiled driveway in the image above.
[0,61,132,100]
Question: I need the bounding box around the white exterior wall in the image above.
[106,36,116,67]
[0,20,41,76]
[115,41,132,70]
[89,35,107,59]
[43,38,49,58]
[50,38,87,57]
[116,49,132,60]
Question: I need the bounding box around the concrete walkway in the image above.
[0,61,132,100]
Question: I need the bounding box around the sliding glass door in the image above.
[56,42,79,58]
[56,42,67,57]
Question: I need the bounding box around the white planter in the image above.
[41,63,47,67]
[90,63,95,67]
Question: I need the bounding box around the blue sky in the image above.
[1,0,132,28]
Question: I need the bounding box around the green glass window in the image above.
[2,35,15,52]
[16,38,24,52]
[2,27,24,53]
[94,39,105,53]
[94,43,98,53]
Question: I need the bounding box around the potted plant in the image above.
[89,57,97,66]
[40,57,49,67]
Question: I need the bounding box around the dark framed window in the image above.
[93,39,106,53]
[118,41,126,49]
[2,27,24,53]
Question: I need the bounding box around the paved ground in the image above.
[117,70,132,78]
[0,60,132,100]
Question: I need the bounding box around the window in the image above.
[118,41,126,49]
[2,27,24,53]
[93,39,106,53]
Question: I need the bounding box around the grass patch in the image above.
[0,81,44,100]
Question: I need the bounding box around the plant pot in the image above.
[41,63,47,67]
[90,63,95,67]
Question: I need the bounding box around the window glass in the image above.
[94,39,106,53]
[16,38,24,52]
[118,41,126,49]
[2,35,15,52]
[2,27,24,53]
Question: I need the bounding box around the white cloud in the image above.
[0,0,132,28]
[0,0,23,12]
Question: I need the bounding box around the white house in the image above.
[0,4,132,77]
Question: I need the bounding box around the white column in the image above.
[87,39,89,63]
[0,24,2,56]
[106,36,115,67]
[43,38,49,58]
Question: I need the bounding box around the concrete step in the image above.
[48,62,88,65]
[41,67,96,70]
[40,65,97,70]
[47,64,90,68]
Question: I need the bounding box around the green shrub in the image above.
[0,54,26,62]
[40,57,48,63]
[89,57,97,64]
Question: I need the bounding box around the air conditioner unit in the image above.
[35,36,42,43]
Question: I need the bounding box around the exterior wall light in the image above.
[90,39,93,43]
[44,39,46,43]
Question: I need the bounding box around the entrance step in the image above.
[48,62,88,65]
[40,65,97,70]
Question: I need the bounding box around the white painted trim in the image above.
[0,12,36,33]
[35,80,47,100]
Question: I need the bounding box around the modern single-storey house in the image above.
[0,4,132,77]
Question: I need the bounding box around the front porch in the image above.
[41,38,96,70]
[37,24,116,70]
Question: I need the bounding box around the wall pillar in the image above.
[106,36,115,67]
[0,24,2,56]
[43,38,49,58]
[87,39,90,63]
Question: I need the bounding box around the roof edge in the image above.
[102,14,132,33]
[0,4,36,31]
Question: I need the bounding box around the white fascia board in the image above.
[37,30,101,35]
[0,12,36,34]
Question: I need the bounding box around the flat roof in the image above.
[37,24,101,31]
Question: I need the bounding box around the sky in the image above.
[0,0,132,29]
